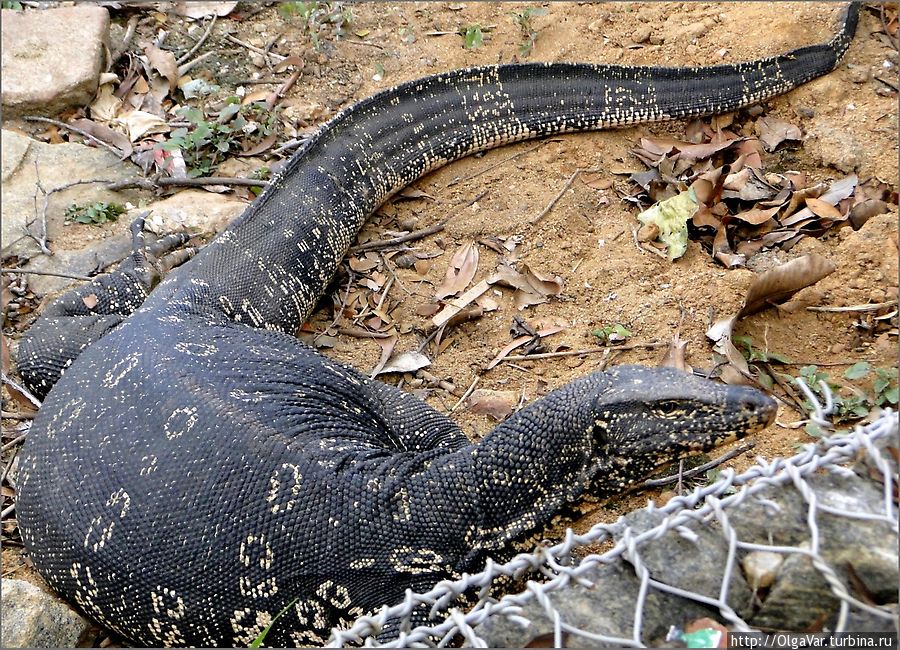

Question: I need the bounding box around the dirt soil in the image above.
[2,0,898,633]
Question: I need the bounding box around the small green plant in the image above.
[158,99,279,177]
[460,24,484,49]
[794,363,898,437]
[509,7,547,56]
[64,202,126,225]
[591,323,632,345]
[733,335,791,364]
[278,1,352,51]
[2,0,23,9]
[249,597,299,648]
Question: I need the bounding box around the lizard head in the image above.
[587,365,776,496]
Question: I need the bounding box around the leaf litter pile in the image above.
[299,103,897,433]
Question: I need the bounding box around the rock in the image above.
[474,560,713,647]
[23,234,133,296]
[741,551,783,590]
[804,120,867,173]
[0,579,93,648]
[1,6,109,118]
[1,129,140,258]
[616,510,753,616]
[631,25,652,44]
[139,189,248,237]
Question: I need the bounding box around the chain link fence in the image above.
[330,397,899,647]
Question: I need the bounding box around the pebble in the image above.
[741,551,784,589]
[870,288,887,303]
[847,65,872,84]
[830,343,847,355]
[250,53,266,68]
[631,25,652,44]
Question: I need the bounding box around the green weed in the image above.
[64,202,126,225]
[509,7,547,56]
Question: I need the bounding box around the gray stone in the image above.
[23,233,132,296]
[805,120,867,173]
[1,6,109,118]
[139,189,248,236]
[0,578,93,648]
[616,509,753,616]
[1,129,139,258]
[474,560,713,647]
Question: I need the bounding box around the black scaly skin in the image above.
[17,5,855,646]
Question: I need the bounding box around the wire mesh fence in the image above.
[329,400,899,648]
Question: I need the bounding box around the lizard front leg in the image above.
[16,216,194,399]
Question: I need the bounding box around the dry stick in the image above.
[22,116,124,158]
[1,268,94,281]
[1,376,41,410]
[448,140,555,186]
[450,376,480,413]
[881,4,899,49]
[350,222,446,253]
[346,39,386,50]
[29,162,52,255]
[176,14,217,65]
[178,50,217,77]
[498,341,666,364]
[530,167,603,224]
[336,327,394,340]
[1,449,18,486]
[265,67,303,111]
[807,300,898,313]
[109,15,140,69]
[762,361,808,415]
[106,176,269,191]
[639,440,756,489]
[1,503,15,520]
[223,34,287,62]
[1,434,27,454]
[0,411,34,421]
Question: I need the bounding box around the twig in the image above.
[874,75,899,91]
[336,327,394,340]
[0,411,34,421]
[176,15,217,65]
[350,222,445,253]
[223,34,286,62]
[29,162,51,255]
[1,448,18,486]
[0,376,41,410]
[1,434,27,454]
[498,341,666,363]
[346,39,386,50]
[272,136,311,156]
[22,116,124,158]
[178,50,217,77]
[448,140,557,186]
[762,361,807,415]
[806,300,898,313]
[639,441,756,489]
[530,167,602,224]
[449,376,480,413]
[1,268,93,281]
[265,67,302,110]
[109,15,139,69]
[105,176,268,191]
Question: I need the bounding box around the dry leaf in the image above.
[174,1,238,18]
[581,172,613,190]
[659,331,692,372]
[435,243,479,300]
[70,119,132,158]
[737,254,836,319]
[467,389,518,420]
[369,336,398,377]
[238,131,278,157]
[118,110,169,142]
[756,116,802,152]
[144,44,178,93]
[849,199,889,230]
[804,197,844,220]
[82,294,99,310]
[730,205,781,225]
[782,175,857,226]
[375,350,431,376]
[431,279,491,328]
[396,187,435,201]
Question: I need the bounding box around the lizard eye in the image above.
[653,400,682,416]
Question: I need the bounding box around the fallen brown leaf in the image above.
[144,44,179,93]
[756,116,802,152]
[435,242,479,300]
[468,389,519,420]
